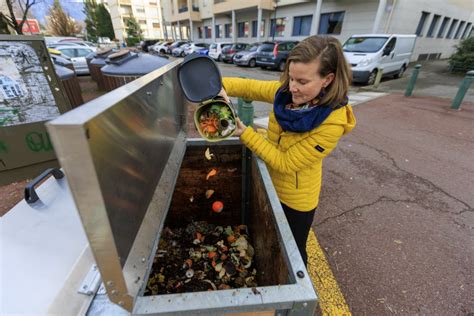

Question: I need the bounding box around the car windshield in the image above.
[343,37,389,53]
[260,43,274,52]
[248,45,259,52]
[210,44,217,49]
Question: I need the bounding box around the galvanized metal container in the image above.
[101,50,170,92]
[47,60,317,315]
[54,64,84,108]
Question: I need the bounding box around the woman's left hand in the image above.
[233,117,247,136]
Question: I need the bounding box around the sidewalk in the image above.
[314,93,473,314]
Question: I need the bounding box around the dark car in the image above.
[256,41,298,71]
[140,39,161,52]
[221,43,249,63]
[233,43,262,67]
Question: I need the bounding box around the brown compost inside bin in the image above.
[145,144,289,296]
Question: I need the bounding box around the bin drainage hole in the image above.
[296,271,305,278]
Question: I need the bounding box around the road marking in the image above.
[307,229,352,315]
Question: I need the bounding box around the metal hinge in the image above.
[77,264,102,295]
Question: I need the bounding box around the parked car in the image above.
[48,42,97,51]
[184,43,209,55]
[140,39,161,52]
[152,41,174,54]
[54,45,95,75]
[172,43,191,57]
[221,43,249,63]
[198,48,209,56]
[233,43,262,67]
[167,41,190,54]
[343,34,416,85]
[208,42,232,61]
[256,41,298,71]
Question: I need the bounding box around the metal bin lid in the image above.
[46,60,187,312]
[101,50,170,76]
[177,54,222,103]
[51,54,73,67]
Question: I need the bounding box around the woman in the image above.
[219,36,356,266]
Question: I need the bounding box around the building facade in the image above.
[100,0,165,41]
[161,0,473,61]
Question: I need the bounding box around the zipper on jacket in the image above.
[295,172,298,189]
[277,136,281,144]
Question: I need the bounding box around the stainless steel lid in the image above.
[47,60,186,312]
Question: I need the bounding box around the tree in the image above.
[96,4,115,40]
[125,16,142,46]
[83,0,98,41]
[449,36,474,73]
[126,16,142,38]
[3,0,41,35]
[46,0,82,36]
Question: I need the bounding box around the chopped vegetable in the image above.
[205,189,215,199]
[212,201,224,213]
[206,169,217,180]
[205,148,214,160]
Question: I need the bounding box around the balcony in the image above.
[213,0,273,15]
[119,0,131,4]
[169,0,201,22]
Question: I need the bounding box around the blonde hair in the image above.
[280,36,352,108]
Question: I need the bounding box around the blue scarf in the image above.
[273,88,347,133]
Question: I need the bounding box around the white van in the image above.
[343,34,416,85]
[208,42,232,61]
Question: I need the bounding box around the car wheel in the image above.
[160,49,165,54]
[217,54,222,62]
[366,70,377,85]
[394,65,406,79]
[249,59,256,67]
[180,52,185,57]
[278,60,286,72]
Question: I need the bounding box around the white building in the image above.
[99,0,165,41]
[161,0,473,61]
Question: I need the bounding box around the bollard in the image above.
[240,99,254,126]
[451,70,474,110]
[405,64,422,97]
[373,67,384,89]
[237,97,244,116]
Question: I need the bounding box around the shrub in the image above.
[449,36,474,73]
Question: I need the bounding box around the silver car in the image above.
[233,43,261,67]
[55,45,95,75]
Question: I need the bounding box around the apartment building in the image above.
[161,0,473,61]
[100,0,165,41]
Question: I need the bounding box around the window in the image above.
[149,1,157,5]
[237,21,249,37]
[215,25,220,38]
[415,11,429,36]
[343,37,389,53]
[319,11,344,35]
[76,48,92,57]
[152,23,160,29]
[293,15,312,36]
[58,48,76,58]
[446,19,458,38]
[197,26,203,39]
[225,23,232,38]
[462,22,472,39]
[136,6,145,14]
[384,37,396,54]
[454,21,465,39]
[426,14,440,38]
[437,17,450,38]
[251,20,265,37]
[204,26,211,38]
[119,5,132,15]
[270,18,287,37]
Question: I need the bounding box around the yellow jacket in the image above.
[223,77,356,211]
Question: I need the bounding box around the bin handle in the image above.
[24,168,64,204]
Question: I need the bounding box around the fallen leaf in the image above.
[189,196,194,202]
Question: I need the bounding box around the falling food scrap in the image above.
[206,169,217,180]
[205,189,215,199]
[189,196,194,202]
[205,148,214,160]
[212,201,224,213]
